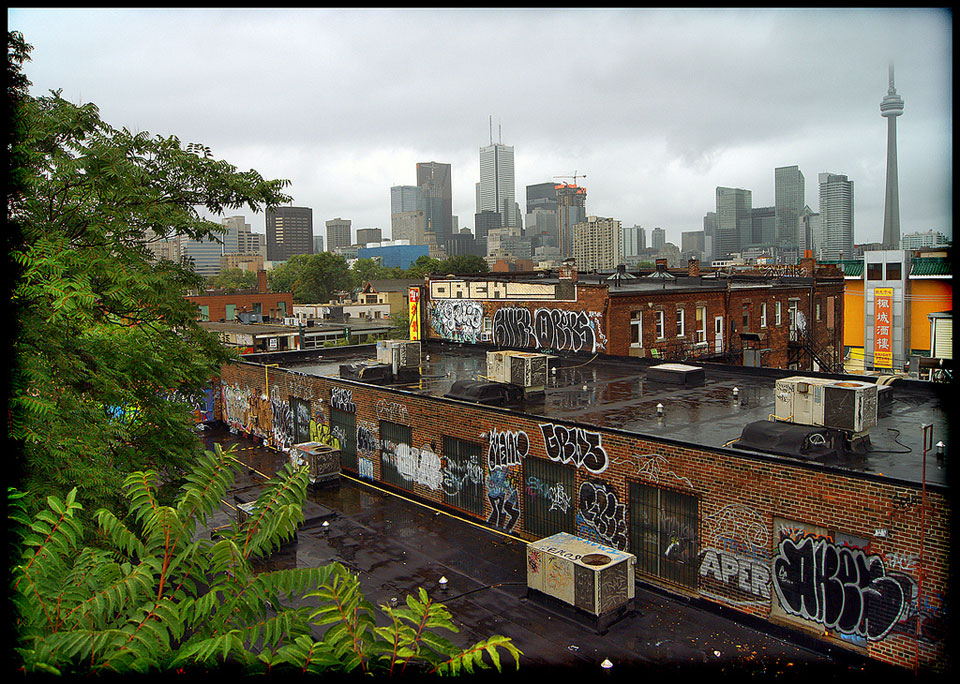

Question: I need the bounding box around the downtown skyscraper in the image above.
[416,162,453,244]
[477,124,517,232]
[715,187,752,259]
[265,206,313,262]
[818,173,854,261]
[775,165,805,258]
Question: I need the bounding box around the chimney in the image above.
[257,269,268,294]
[655,258,668,272]
[799,257,816,278]
[559,258,578,282]
[688,258,700,277]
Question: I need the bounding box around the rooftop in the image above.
[254,342,951,490]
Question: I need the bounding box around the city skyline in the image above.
[8,9,952,248]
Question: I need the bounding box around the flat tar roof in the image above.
[260,342,951,489]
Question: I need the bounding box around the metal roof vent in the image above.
[646,363,705,387]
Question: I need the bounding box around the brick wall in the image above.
[218,360,949,672]
[186,291,294,322]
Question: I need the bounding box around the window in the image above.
[290,397,312,445]
[655,310,665,339]
[742,304,750,331]
[775,301,782,326]
[816,300,821,321]
[629,482,699,589]
[253,302,263,315]
[695,307,706,344]
[380,420,413,491]
[867,262,883,280]
[443,436,484,516]
[199,305,210,322]
[330,408,357,471]
[225,303,236,322]
[760,302,767,328]
[523,457,575,538]
[886,262,901,280]
[630,311,643,347]
[676,308,685,337]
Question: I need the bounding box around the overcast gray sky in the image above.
[8,8,953,248]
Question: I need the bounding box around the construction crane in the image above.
[553,171,586,186]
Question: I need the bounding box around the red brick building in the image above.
[185,269,293,323]
[217,349,949,673]
[422,259,845,372]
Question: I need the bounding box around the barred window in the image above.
[523,457,575,538]
[330,407,356,471]
[442,436,484,516]
[629,481,699,590]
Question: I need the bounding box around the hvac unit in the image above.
[526,532,636,631]
[289,441,341,486]
[376,340,421,381]
[282,316,299,326]
[486,351,548,397]
[774,376,878,434]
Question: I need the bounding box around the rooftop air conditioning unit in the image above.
[774,376,878,433]
[526,532,635,632]
[289,441,341,486]
[376,340,421,380]
[486,350,548,397]
[282,316,299,326]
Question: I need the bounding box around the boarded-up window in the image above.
[826,296,835,329]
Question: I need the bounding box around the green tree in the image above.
[268,253,355,304]
[8,31,292,522]
[405,255,443,279]
[351,257,389,284]
[9,446,520,675]
[206,267,258,292]
[439,254,489,275]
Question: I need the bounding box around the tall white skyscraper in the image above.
[818,173,854,261]
[478,123,517,231]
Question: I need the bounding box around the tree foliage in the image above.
[7,31,292,521]
[205,267,258,293]
[9,446,521,676]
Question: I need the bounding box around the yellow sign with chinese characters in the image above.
[408,287,420,340]
[873,288,893,368]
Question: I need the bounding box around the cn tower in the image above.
[880,63,904,249]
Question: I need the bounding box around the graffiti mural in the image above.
[441,453,484,498]
[381,439,443,491]
[771,534,912,641]
[356,421,378,456]
[358,457,374,481]
[376,399,409,424]
[525,475,572,514]
[330,386,357,413]
[699,504,771,606]
[309,411,341,450]
[429,299,485,343]
[540,423,608,473]
[615,453,694,490]
[487,467,520,532]
[492,306,606,353]
[576,480,627,550]
[166,387,216,422]
[487,428,529,470]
